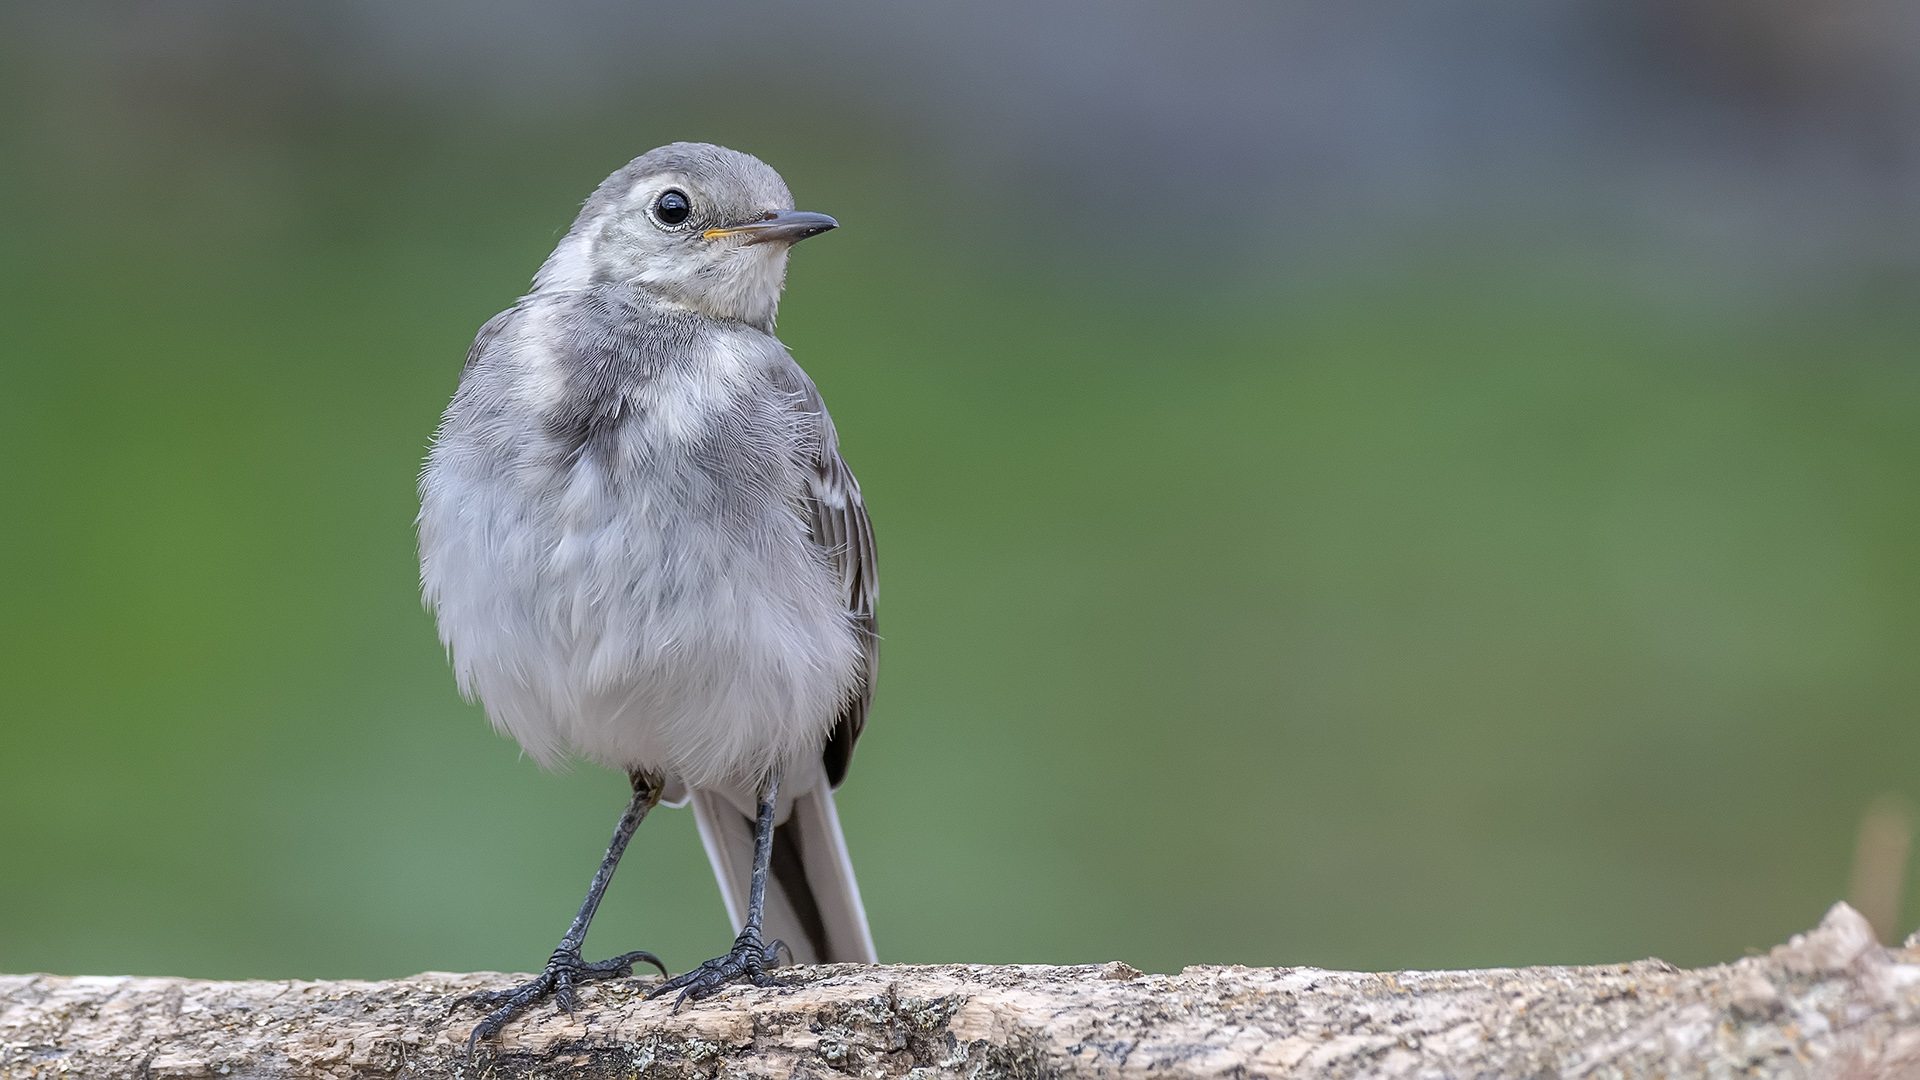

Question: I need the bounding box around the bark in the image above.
[4,903,1918,1080]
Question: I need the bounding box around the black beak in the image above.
[703,209,839,246]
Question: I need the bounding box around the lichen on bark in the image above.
[3,903,1917,1079]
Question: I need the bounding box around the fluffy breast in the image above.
[418,288,864,787]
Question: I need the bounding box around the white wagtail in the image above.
[418,143,878,1051]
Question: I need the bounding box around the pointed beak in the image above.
[703,209,839,246]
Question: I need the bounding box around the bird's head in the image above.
[535,142,837,331]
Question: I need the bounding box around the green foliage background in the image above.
[3,90,1917,982]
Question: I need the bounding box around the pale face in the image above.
[534,144,836,331]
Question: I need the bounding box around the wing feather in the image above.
[776,364,877,788]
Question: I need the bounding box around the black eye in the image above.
[654,189,691,226]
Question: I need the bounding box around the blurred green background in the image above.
[3,3,1918,982]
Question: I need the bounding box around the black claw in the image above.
[646,936,784,1011]
[588,950,668,978]
[454,988,515,1010]
[461,946,668,1058]
[466,1012,508,1061]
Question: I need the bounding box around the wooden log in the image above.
[3,903,1917,1079]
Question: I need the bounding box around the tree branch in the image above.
[4,903,1917,1079]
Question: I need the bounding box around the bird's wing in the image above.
[775,362,877,788]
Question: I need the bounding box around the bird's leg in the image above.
[459,772,668,1056]
[647,773,787,1009]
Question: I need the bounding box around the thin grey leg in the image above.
[647,773,788,1009]
[460,774,668,1056]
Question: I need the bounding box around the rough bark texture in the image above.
[4,903,1918,1080]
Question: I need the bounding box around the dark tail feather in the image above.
[690,766,877,964]
[770,818,830,962]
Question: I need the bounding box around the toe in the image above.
[645,970,694,1000]
[597,949,667,978]
[467,1012,509,1061]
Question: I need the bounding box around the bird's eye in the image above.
[654,189,691,226]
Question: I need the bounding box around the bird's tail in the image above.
[689,767,877,964]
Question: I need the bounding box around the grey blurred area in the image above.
[10,0,1919,274]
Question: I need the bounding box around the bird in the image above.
[416,142,878,1053]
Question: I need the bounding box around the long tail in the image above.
[689,769,877,964]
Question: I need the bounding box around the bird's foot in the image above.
[646,932,787,1011]
[458,945,665,1057]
